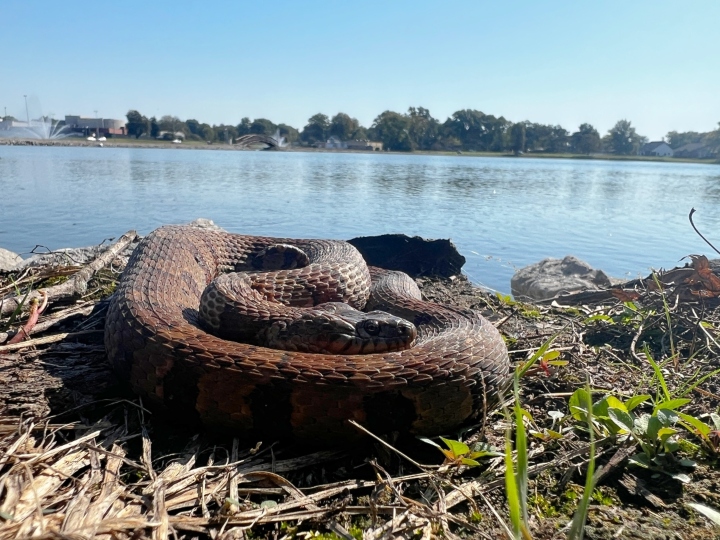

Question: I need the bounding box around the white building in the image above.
[640,141,674,157]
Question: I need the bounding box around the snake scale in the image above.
[105,225,510,442]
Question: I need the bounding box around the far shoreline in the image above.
[1,137,717,166]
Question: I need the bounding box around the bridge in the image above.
[233,134,283,149]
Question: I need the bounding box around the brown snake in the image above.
[105,225,510,441]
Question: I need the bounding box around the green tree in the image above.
[277,123,299,144]
[522,122,542,151]
[125,110,149,139]
[523,123,568,153]
[185,119,202,136]
[570,123,601,154]
[604,120,644,155]
[510,122,526,155]
[301,113,330,144]
[351,125,368,140]
[444,109,508,151]
[665,130,704,149]
[201,124,216,142]
[149,116,160,138]
[329,113,359,141]
[158,115,184,135]
[371,110,412,151]
[250,118,276,135]
[407,107,439,150]
[704,123,720,160]
[213,124,238,143]
[236,117,252,136]
[547,126,569,153]
[490,128,507,152]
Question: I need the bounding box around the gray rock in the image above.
[511,256,612,302]
[0,248,23,272]
[187,218,224,230]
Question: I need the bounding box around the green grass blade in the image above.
[678,367,720,398]
[514,374,529,525]
[504,432,523,539]
[644,345,671,402]
[568,379,597,540]
[517,332,559,378]
[651,273,676,359]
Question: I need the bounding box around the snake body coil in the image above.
[105,226,510,441]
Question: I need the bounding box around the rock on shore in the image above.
[511,255,613,302]
[0,248,22,272]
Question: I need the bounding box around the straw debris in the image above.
[2,241,720,539]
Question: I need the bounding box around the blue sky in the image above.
[2,0,718,140]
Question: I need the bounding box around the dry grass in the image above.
[1,259,720,539]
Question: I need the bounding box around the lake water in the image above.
[1,145,719,293]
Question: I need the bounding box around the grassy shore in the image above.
[1,136,717,165]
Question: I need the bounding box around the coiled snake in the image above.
[105,226,510,441]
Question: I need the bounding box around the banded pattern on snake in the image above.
[104,225,510,441]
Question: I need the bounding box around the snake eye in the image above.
[364,320,380,335]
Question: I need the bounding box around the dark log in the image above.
[348,234,465,278]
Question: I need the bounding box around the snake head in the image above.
[312,303,417,354]
[265,303,417,355]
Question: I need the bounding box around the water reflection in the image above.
[0,146,718,293]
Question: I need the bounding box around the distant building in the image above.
[640,141,673,157]
[318,137,383,151]
[673,142,714,159]
[157,131,185,140]
[0,119,31,130]
[322,136,346,149]
[64,115,126,136]
[346,139,383,151]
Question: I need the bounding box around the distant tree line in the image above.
[125,109,720,156]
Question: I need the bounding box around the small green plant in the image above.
[469,511,484,524]
[677,411,720,456]
[527,409,564,442]
[590,488,616,506]
[568,388,650,437]
[496,292,516,306]
[421,437,500,467]
[516,333,561,378]
[568,387,696,482]
[609,407,693,482]
[1,278,33,331]
[528,493,560,518]
[617,300,653,327]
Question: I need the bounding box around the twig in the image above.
[0,329,103,353]
[349,420,436,471]
[6,291,47,344]
[0,229,137,317]
[0,302,96,344]
[689,208,720,256]
[245,471,354,539]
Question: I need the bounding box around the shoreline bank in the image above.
[1,137,716,165]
